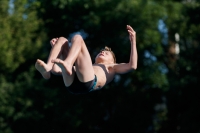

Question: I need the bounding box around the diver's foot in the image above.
[52,59,72,75]
[35,59,51,79]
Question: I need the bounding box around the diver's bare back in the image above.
[92,64,115,90]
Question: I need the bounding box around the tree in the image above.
[0,0,46,132]
[159,1,200,132]
[1,0,199,132]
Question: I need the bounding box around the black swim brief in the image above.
[67,74,97,94]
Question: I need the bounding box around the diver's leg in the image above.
[52,35,94,86]
[35,37,68,79]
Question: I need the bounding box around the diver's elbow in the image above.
[130,65,137,70]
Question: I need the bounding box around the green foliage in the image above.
[0,0,46,132]
[0,0,200,132]
[0,0,46,74]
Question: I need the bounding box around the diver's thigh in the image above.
[75,43,94,82]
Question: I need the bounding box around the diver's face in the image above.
[95,50,114,64]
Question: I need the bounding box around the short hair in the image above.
[100,46,116,63]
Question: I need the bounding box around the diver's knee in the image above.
[57,36,68,44]
[71,34,83,42]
